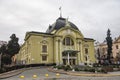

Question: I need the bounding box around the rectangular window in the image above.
[42,55,47,61]
[66,37,70,45]
[116,45,119,49]
[102,48,105,53]
[42,45,47,52]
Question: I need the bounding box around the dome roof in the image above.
[46,17,79,33]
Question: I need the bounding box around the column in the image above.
[59,39,63,64]
[78,41,81,65]
[67,52,70,65]
[56,39,59,65]
[81,42,83,63]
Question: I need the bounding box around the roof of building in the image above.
[46,17,79,33]
[84,38,94,41]
[113,36,120,43]
[27,31,53,35]
[24,31,54,41]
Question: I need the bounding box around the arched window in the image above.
[63,37,74,46]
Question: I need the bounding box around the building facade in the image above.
[113,37,120,58]
[95,36,120,64]
[17,17,95,65]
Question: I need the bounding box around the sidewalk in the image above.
[1,67,120,79]
[0,67,44,79]
[48,68,120,77]
[0,68,29,79]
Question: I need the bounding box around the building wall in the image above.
[55,28,83,65]
[54,27,95,64]
[86,41,95,62]
[17,27,95,65]
[112,38,120,58]
[95,36,120,62]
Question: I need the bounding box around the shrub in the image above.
[64,65,72,71]
[53,65,57,68]
[89,68,95,72]
[79,68,84,71]
[74,67,79,71]
[53,65,65,69]
[101,68,107,73]
[57,66,63,69]
[93,63,99,67]
[0,69,4,73]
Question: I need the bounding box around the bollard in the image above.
[56,73,60,78]
[19,75,25,79]
[56,73,60,76]
[45,74,49,77]
[33,75,37,78]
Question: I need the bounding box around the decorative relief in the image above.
[43,36,47,40]
[67,29,71,34]
[61,29,75,36]
[40,40,48,44]
[63,46,74,51]
[62,31,65,35]
[84,44,89,47]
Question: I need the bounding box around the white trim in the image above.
[41,44,48,63]
[41,55,48,63]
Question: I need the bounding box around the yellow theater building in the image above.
[17,17,95,65]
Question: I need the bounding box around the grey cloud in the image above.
[0,0,120,43]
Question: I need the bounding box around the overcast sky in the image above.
[0,0,120,44]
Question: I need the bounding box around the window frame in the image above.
[63,37,74,46]
[42,45,47,53]
[42,55,47,61]
[116,45,119,49]
[85,48,88,54]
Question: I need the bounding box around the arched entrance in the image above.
[62,50,79,65]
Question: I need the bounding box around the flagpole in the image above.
[59,7,62,17]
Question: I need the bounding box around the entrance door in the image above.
[63,59,76,65]
[73,59,76,65]
[70,59,72,65]
[63,59,66,65]
[70,59,76,65]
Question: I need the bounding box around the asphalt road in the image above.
[1,67,120,80]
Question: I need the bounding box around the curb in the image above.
[0,67,46,79]
[0,68,32,79]
[68,73,120,77]
[0,69,24,79]
[48,68,120,77]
